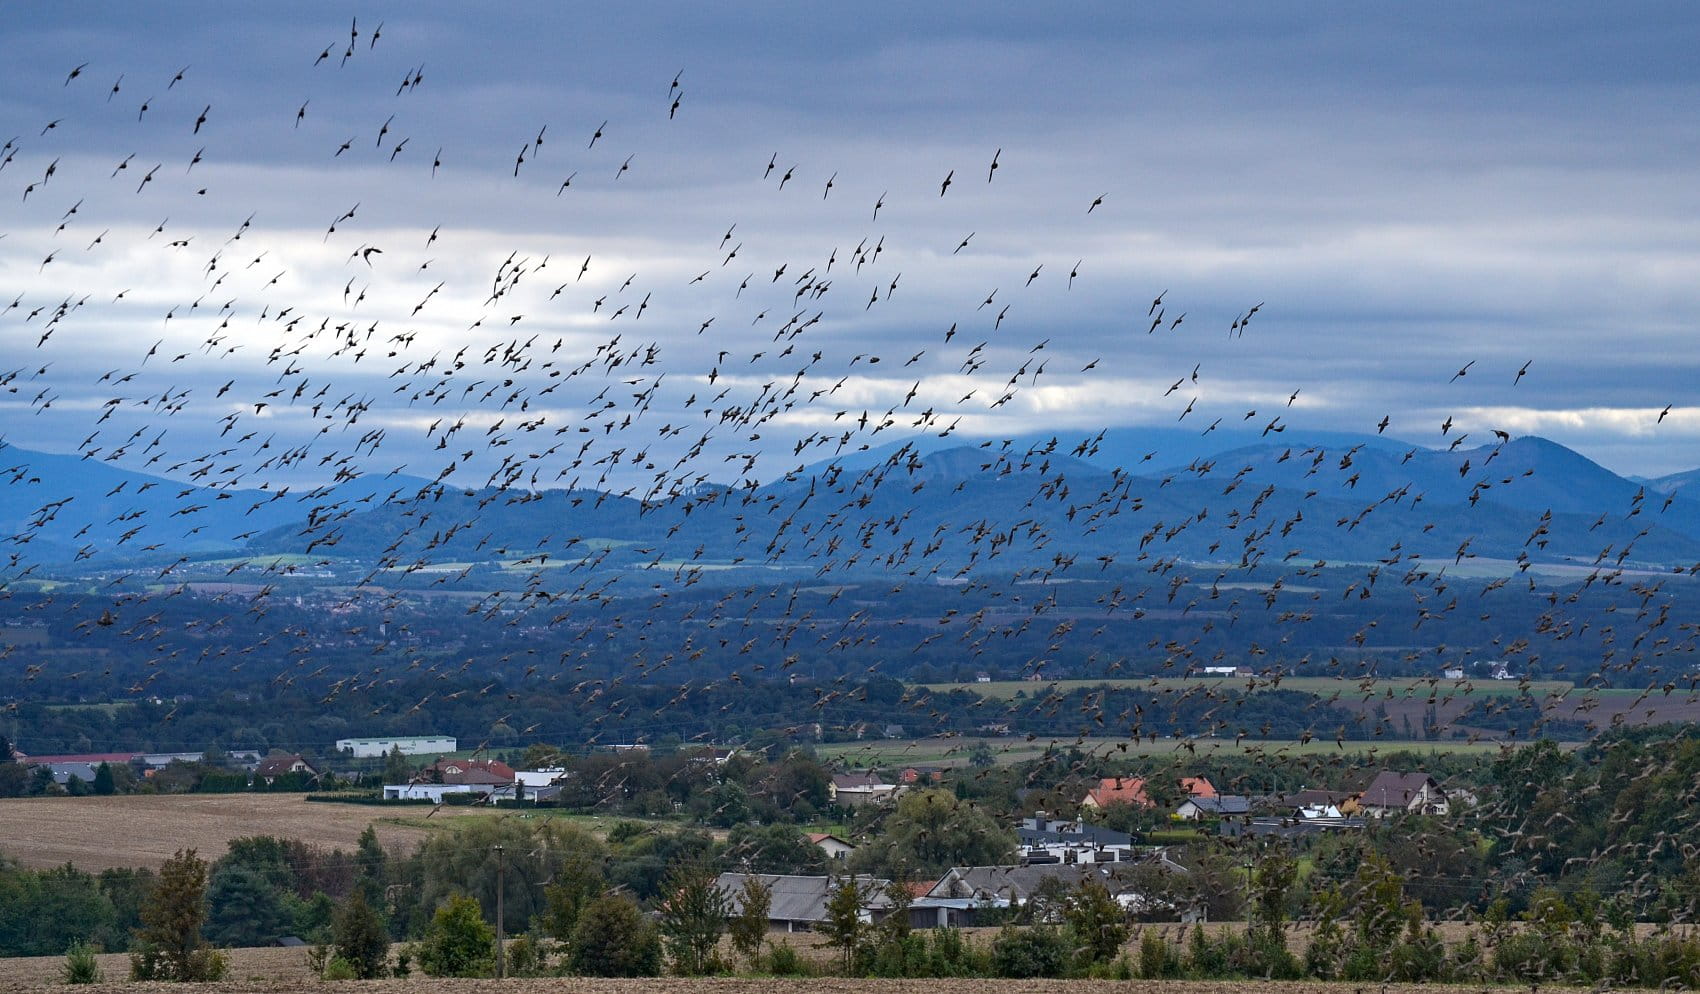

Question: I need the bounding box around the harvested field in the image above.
[0,793,485,871]
[2,925,1692,990]
[0,971,1546,994]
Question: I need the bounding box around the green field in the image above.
[815,734,1511,769]
[921,676,1576,701]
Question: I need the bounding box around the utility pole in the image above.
[493,844,506,979]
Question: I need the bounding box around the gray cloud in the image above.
[1,2,1696,490]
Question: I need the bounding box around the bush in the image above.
[321,958,358,981]
[1184,924,1230,977]
[990,924,1072,978]
[416,894,494,978]
[568,894,662,977]
[923,925,985,977]
[1138,930,1181,979]
[61,941,103,984]
[869,931,929,978]
[504,934,552,977]
[764,942,810,976]
[331,889,389,979]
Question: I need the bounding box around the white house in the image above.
[829,772,899,808]
[806,833,856,861]
[1358,771,1449,817]
[337,736,457,758]
[383,783,481,802]
[515,767,568,789]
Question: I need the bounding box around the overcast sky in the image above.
[2,2,1697,492]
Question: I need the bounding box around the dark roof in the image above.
[831,772,888,789]
[1017,821,1133,848]
[714,873,890,923]
[1184,795,1250,816]
[930,856,1184,902]
[1279,788,1354,808]
[254,754,315,777]
[1219,817,1367,839]
[1360,771,1442,808]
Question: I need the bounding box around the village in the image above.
[6,731,1460,934]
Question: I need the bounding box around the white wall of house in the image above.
[382,783,478,802]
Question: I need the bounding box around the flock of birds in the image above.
[2,14,1698,844]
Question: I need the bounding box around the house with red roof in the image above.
[1079,776,1152,809]
[426,757,515,786]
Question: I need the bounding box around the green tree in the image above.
[203,864,288,947]
[723,824,827,875]
[418,818,600,935]
[850,789,1015,877]
[93,762,116,796]
[353,825,387,906]
[727,875,771,967]
[0,862,119,957]
[568,894,662,977]
[817,875,873,973]
[331,889,389,979]
[415,894,494,978]
[539,845,608,943]
[656,863,728,975]
[1065,878,1128,965]
[383,745,410,785]
[131,849,227,981]
[99,867,155,949]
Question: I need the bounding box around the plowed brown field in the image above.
[0,968,1539,994]
[0,794,484,871]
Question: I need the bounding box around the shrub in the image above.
[568,894,662,977]
[764,942,810,976]
[504,934,552,977]
[923,925,985,977]
[61,941,103,984]
[331,889,389,979]
[1138,929,1181,979]
[321,958,358,981]
[990,924,1072,978]
[869,931,929,978]
[415,894,494,978]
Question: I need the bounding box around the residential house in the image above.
[1079,776,1151,810]
[382,782,482,803]
[254,754,320,784]
[916,856,1191,927]
[515,768,568,789]
[897,766,945,786]
[713,873,891,932]
[806,833,856,861]
[1218,816,1366,840]
[1015,814,1136,864]
[426,757,515,786]
[829,772,899,808]
[1174,795,1251,821]
[1276,788,1360,819]
[681,745,740,766]
[1178,777,1217,799]
[1358,771,1449,817]
[44,762,100,787]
